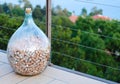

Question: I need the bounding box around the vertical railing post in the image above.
[46,0,52,65]
[46,0,51,41]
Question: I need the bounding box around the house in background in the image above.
[69,13,78,23]
[69,14,111,23]
[92,14,111,20]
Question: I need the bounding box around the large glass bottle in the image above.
[7,8,50,76]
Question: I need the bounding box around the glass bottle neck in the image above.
[24,13,34,25]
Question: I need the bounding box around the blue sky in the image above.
[0,0,120,19]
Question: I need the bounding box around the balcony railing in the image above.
[0,21,120,83]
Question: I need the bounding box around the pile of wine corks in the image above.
[8,48,50,75]
[7,36,50,76]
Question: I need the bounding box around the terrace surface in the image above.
[0,51,117,84]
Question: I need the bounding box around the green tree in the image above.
[0,14,23,49]
[75,16,119,82]
[22,0,32,9]
[63,8,71,16]
[89,7,103,16]
[81,8,87,17]
[52,26,85,70]
[11,5,24,17]
[33,5,43,20]
[0,4,3,13]
[3,3,10,14]
[52,16,73,27]
[53,5,71,17]
[75,16,94,31]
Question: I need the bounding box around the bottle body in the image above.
[7,8,50,75]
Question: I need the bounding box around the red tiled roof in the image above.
[92,14,111,20]
[69,15,78,23]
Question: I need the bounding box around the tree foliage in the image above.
[81,8,87,16]
[33,5,43,21]
[89,7,103,16]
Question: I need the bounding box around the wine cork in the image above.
[25,8,32,14]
